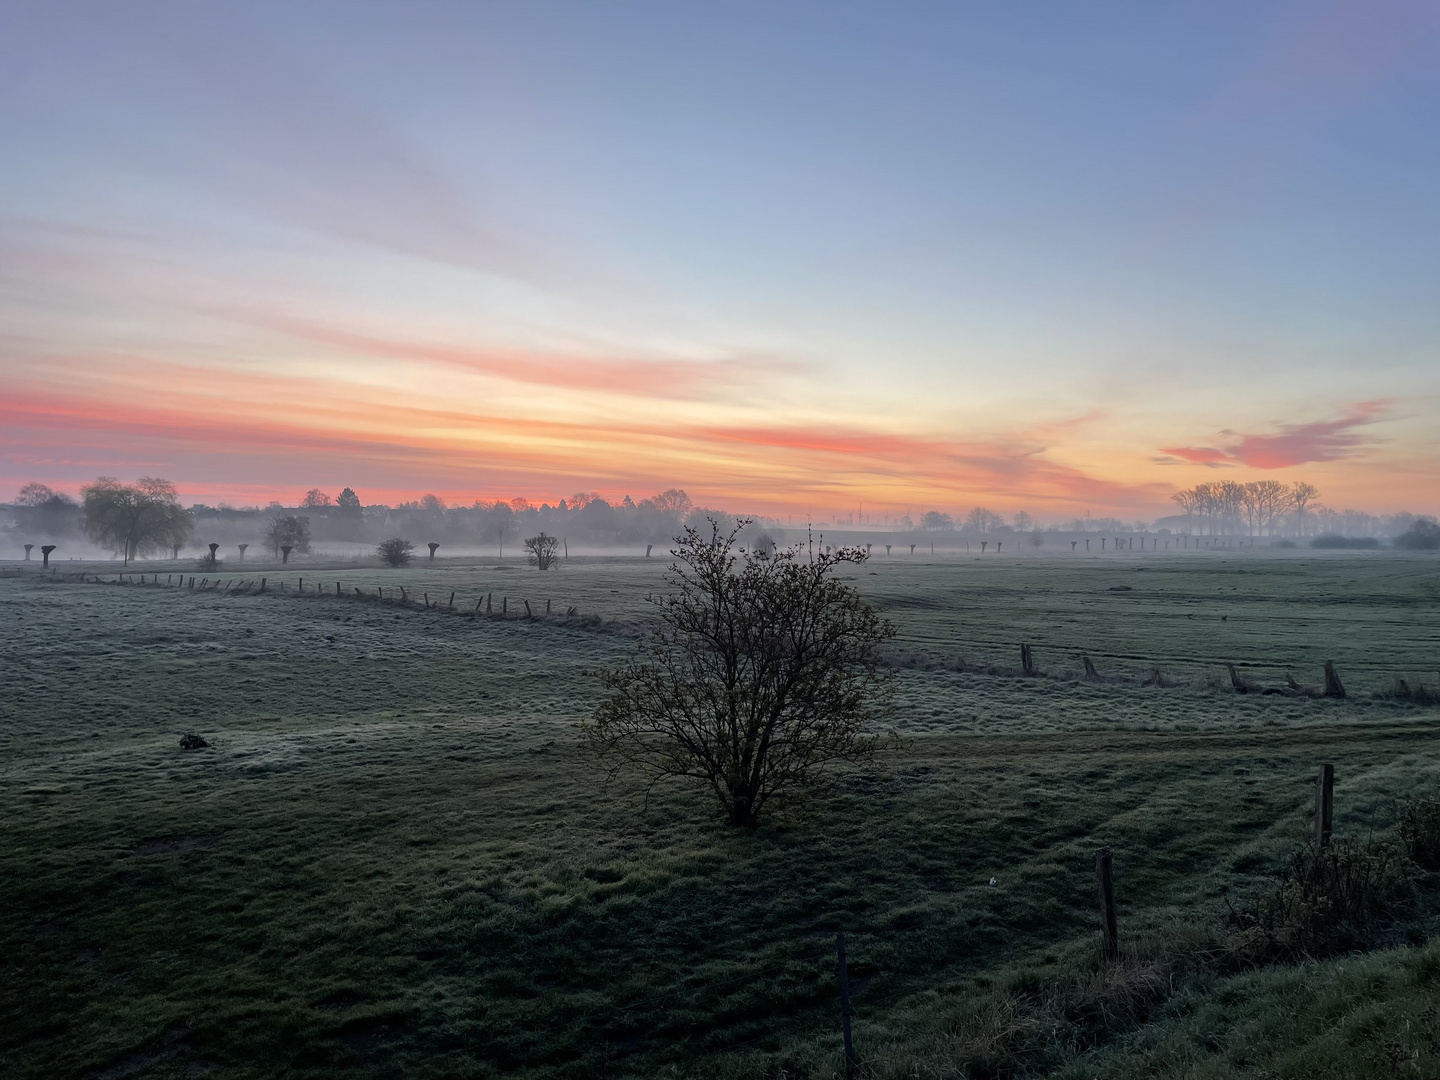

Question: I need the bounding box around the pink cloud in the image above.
[1162,401,1392,469]
[215,309,794,401]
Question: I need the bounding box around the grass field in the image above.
[3,550,1438,1078]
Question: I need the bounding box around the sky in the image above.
[2,0,1437,520]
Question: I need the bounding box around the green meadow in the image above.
[3,550,1438,1078]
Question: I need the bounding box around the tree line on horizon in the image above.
[4,477,1435,562]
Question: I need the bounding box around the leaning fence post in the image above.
[836,932,857,1078]
[1316,764,1334,848]
[448,591,455,610]
[1323,660,1346,698]
[1096,848,1118,960]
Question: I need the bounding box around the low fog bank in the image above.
[4,480,1437,566]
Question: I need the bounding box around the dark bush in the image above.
[1228,836,1410,961]
[1310,534,1380,549]
[1394,519,1440,551]
[377,537,414,567]
[1400,798,1440,872]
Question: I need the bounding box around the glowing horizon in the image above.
[4,3,1438,520]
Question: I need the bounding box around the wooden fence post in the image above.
[449,591,455,610]
[1316,764,1334,848]
[1096,848,1118,961]
[502,597,508,616]
[335,582,340,597]
[1323,660,1346,698]
[524,599,532,618]
[1021,644,1035,676]
[836,932,857,1078]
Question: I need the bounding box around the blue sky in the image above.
[2,1,1437,515]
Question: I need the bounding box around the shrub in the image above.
[1400,797,1440,872]
[1310,534,1380,549]
[1394,518,1440,551]
[523,532,560,570]
[1228,837,1410,961]
[377,537,414,567]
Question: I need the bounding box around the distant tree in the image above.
[921,510,954,531]
[524,532,560,569]
[649,489,694,515]
[377,537,414,566]
[264,515,312,557]
[420,493,446,514]
[335,487,362,518]
[752,531,777,557]
[1030,528,1044,548]
[81,477,192,566]
[1012,511,1033,533]
[300,488,332,508]
[586,521,896,828]
[966,506,998,532]
[570,491,602,510]
[1394,518,1440,551]
[1290,482,1319,535]
[15,482,77,537]
[16,482,56,507]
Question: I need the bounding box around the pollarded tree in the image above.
[525,532,560,569]
[81,477,192,566]
[585,522,897,827]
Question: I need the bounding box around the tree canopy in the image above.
[81,477,192,565]
[586,522,896,827]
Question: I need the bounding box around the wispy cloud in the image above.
[1,359,1160,512]
[214,309,798,402]
[1160,401,1393,469]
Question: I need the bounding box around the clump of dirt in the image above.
[179,733,209,750]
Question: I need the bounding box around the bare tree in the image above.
[16,482,56,507]
[300,488,332,508]
[524,532,560,569]
[264,515,311,557]
[377,537,414,566]
[81,477,192,566]
[649,489,694,515]
[1012,510,1033,533]
[1290,482,1319,536]
[585,522,896,827]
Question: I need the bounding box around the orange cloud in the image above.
[1,354,1160,514]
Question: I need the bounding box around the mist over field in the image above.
[5,2,1440,1077]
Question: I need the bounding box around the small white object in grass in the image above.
[989,877,997,886]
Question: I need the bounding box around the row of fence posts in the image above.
[1020,642,1349,698]
[102,571,573,619]
[833,762,1339,1074]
